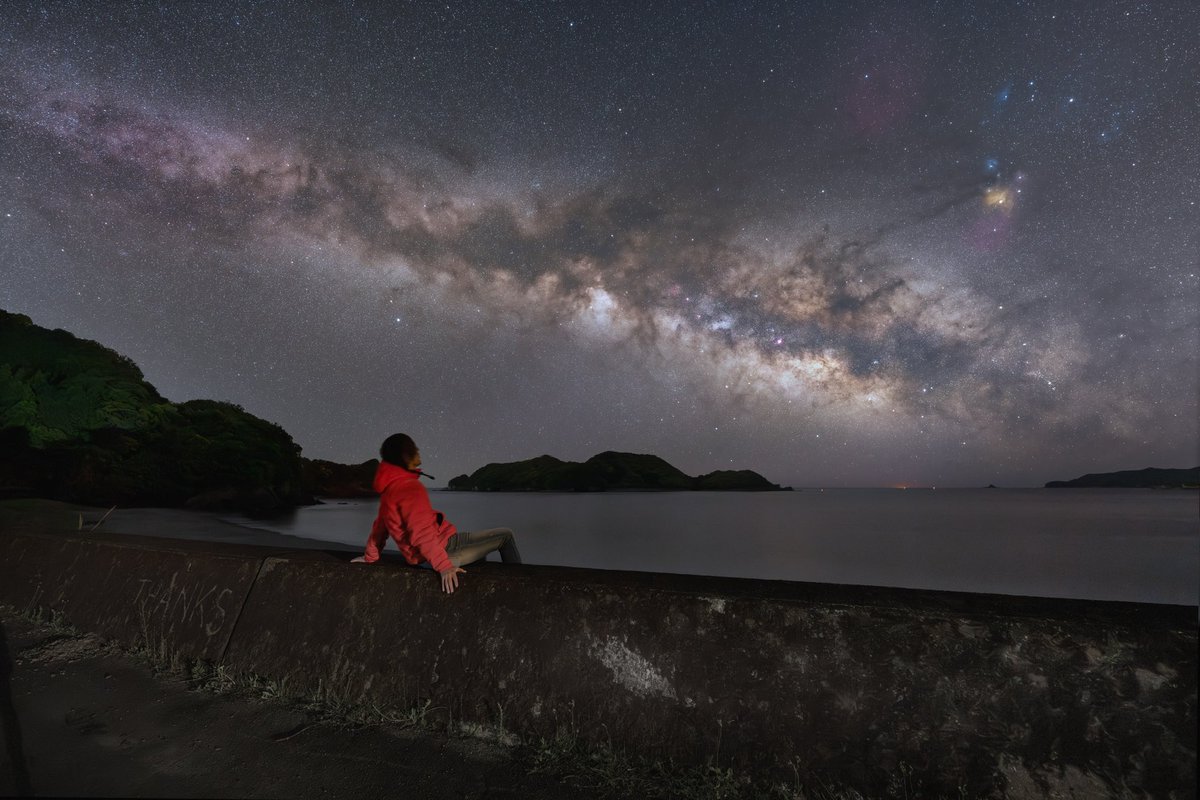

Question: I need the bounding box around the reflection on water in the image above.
[226,489,1198,605]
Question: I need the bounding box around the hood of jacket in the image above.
[373,461,420,493]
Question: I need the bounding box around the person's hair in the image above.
[380,433,418,467]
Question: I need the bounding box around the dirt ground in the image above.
[0,609,586,799]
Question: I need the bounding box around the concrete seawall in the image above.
[1,528,1195,798]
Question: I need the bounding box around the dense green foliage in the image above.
[0,309,307,510]
[0,311,169,446]
[448,451,787,492]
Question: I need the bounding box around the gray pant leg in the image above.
[445,528,522,566]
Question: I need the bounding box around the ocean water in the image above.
[225,488,1199,605]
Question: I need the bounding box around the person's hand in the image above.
[440,566,466,594]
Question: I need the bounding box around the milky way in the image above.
[1,1,1196,486]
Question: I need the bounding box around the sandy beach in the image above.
[0,499,355,553]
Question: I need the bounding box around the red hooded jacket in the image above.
[364,461,456,572]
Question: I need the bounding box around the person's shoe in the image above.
[350,556,369,563]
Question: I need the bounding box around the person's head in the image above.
[380,433,421,470]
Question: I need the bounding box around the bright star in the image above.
[984,187,1014,210]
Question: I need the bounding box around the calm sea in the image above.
[225,489,1199,606]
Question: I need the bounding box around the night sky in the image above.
[2,1,1197,487]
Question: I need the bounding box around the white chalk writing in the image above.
[133,572,235,638]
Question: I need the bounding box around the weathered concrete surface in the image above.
[2,527,1195,798]
[0,530,264,661]
[224,558,1197,798]
[0,609,580,799]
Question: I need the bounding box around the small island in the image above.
[1045,467,1200,489]
[448,451,790,492]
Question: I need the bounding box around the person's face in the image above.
[406,447,422,471]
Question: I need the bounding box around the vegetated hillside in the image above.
[301,457,379,498]
[0,309,308,511]
[449,451,789,492]
[694,469,784,491]
[457,454,576,491]
[1045,467,1200,488]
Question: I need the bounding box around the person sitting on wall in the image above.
[351,433,521,593]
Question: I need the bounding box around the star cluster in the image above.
[1,1,1196,486]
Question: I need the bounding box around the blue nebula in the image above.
[993,82,1013,111]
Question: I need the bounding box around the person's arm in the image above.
[398,483,455,574]
[362,517,389,562]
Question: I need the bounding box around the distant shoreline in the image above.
[1045,466,1200,489]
